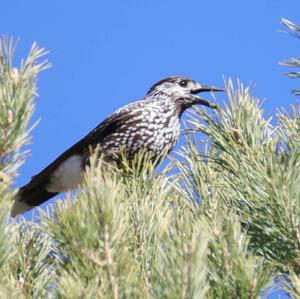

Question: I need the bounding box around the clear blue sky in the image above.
[1,0,299,217]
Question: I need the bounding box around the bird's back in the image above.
[99,96,181,161]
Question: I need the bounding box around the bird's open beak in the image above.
[191,84,225,94]
[191,84,224,108]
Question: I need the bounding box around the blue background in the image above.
[1,1,299,297]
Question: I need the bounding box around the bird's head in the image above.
[147,76,224,112]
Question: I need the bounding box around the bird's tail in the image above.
[11,184,58,217]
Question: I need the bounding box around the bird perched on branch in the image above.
[11,76,223,216]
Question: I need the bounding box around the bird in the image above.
[11,76,223,216]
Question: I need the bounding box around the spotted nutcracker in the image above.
[11,76,223,216]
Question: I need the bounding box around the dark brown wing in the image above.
[22,106,135,191]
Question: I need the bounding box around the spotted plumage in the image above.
[11,76,223,216]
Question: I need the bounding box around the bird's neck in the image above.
[148,91,183,117]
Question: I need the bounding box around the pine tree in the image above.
[0,18,299,297]
[0,37,53,298]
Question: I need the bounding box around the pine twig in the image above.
[104,226,119,299]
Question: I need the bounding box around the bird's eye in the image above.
[179,80,188,87]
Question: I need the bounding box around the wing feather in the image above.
[21,106,135,191]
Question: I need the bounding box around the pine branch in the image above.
[280,18,300,95]
[174,80,299,298]
[0,37,50,298]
